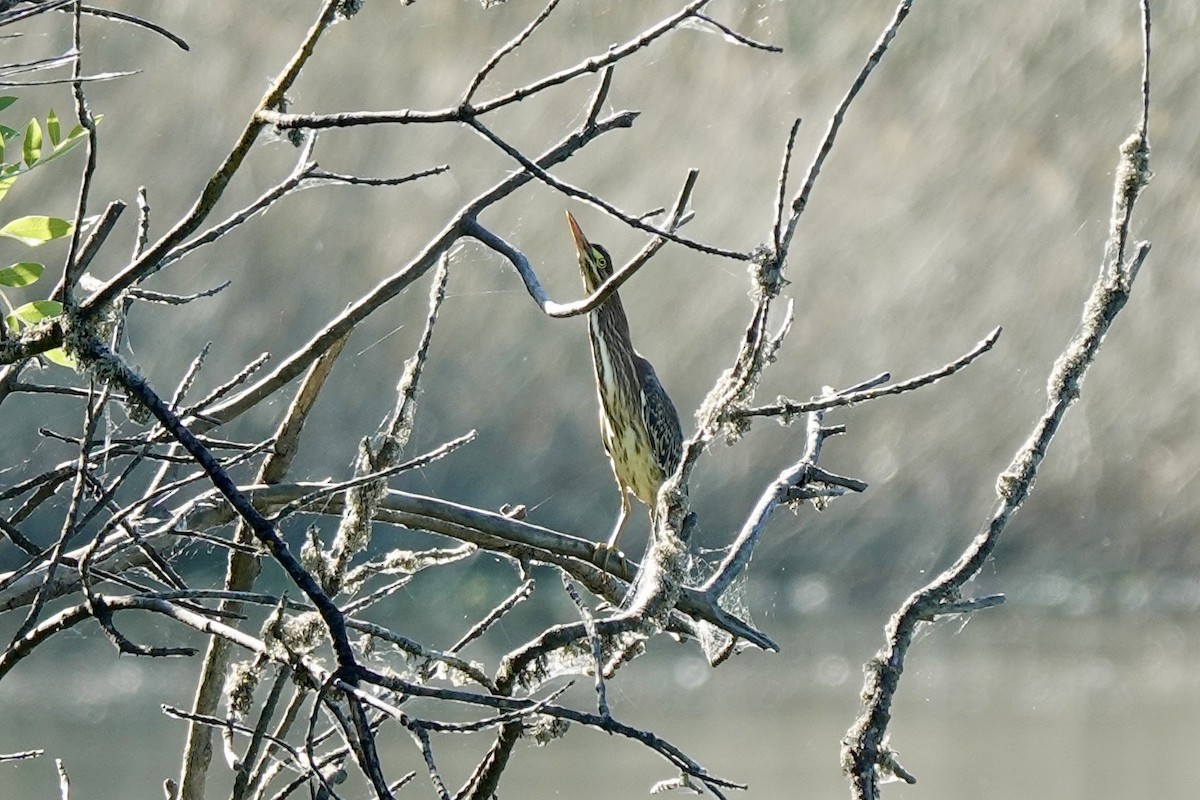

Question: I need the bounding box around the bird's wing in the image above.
[633,354,684,475]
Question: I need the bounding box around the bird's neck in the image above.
[589,292,631,343]
[587,294,637,402]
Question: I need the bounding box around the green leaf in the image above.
[43,347,75,369]
[0,173,16,204]
[4,314,17,334]
[0,96,16,113]
[63,115,102,144]
[0,216,73,246]
[8,299,62,325]
[0,262,43,287]
[0,125,17,142]
[22,118,41,167]
[46,109,60,147]
[36,115,100,168]
[38,136,85,166]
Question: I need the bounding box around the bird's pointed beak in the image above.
[565,210,591,257]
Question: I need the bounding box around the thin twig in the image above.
[448,578,535,654]
[75,5,188,50]
[772,118,801,251]
[690,12,782,52]
[468,168,700,319]
[466,116,747,261]
[461,0,562,104]
[256,0,714,132]
[55,0,99,309]
[778,0,915,258]
[561,572,610,717]
[737,327,1002,419]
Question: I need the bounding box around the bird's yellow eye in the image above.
[591,247,607,268]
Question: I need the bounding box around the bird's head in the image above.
[566,211,614,293]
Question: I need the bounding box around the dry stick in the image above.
[469,166,700,319]
[127,282,231,305]
[778,0,915,257]
[181,353,271,418]
[736,327,1001,419]
[158,147,446,276]
[461,0,562,104]
[465,116,746,261]
[55,757,69,800]
[244,685,310,799]
[271,433,475,523]
[52,199,125,303]
[162,705,305,772]
[703,401,850,604]
[691,12,782,52]
[177,333,350,800]
[155,132,321,271]
[54,0,98,309]
[561,573,610,717]
[324,689,390,800]
[842,3,1153,796]
[411,726,451,800]
[325,255,452,590]
[230,667,291,800]
[0,0,73,27]
[771,118,802,252]
[448,578,535,654]
[348,618,493,690]
[0,69,141,88]
[301,683,340,799]
[73,5,189,51]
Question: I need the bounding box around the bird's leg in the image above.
[607,492,631,550]
[593,492,630,570]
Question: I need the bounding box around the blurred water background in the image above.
[1,1,1198,797]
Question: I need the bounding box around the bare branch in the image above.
[466,116,748,261]
[468,168,699,319]
[687,13,782,53]
[75,4,190,51]
[778,0,916,258]
[461,0,562,104]
[843,4,1154,793]
[738,326,1002,419]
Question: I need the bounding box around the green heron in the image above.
[566,211,684,554]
